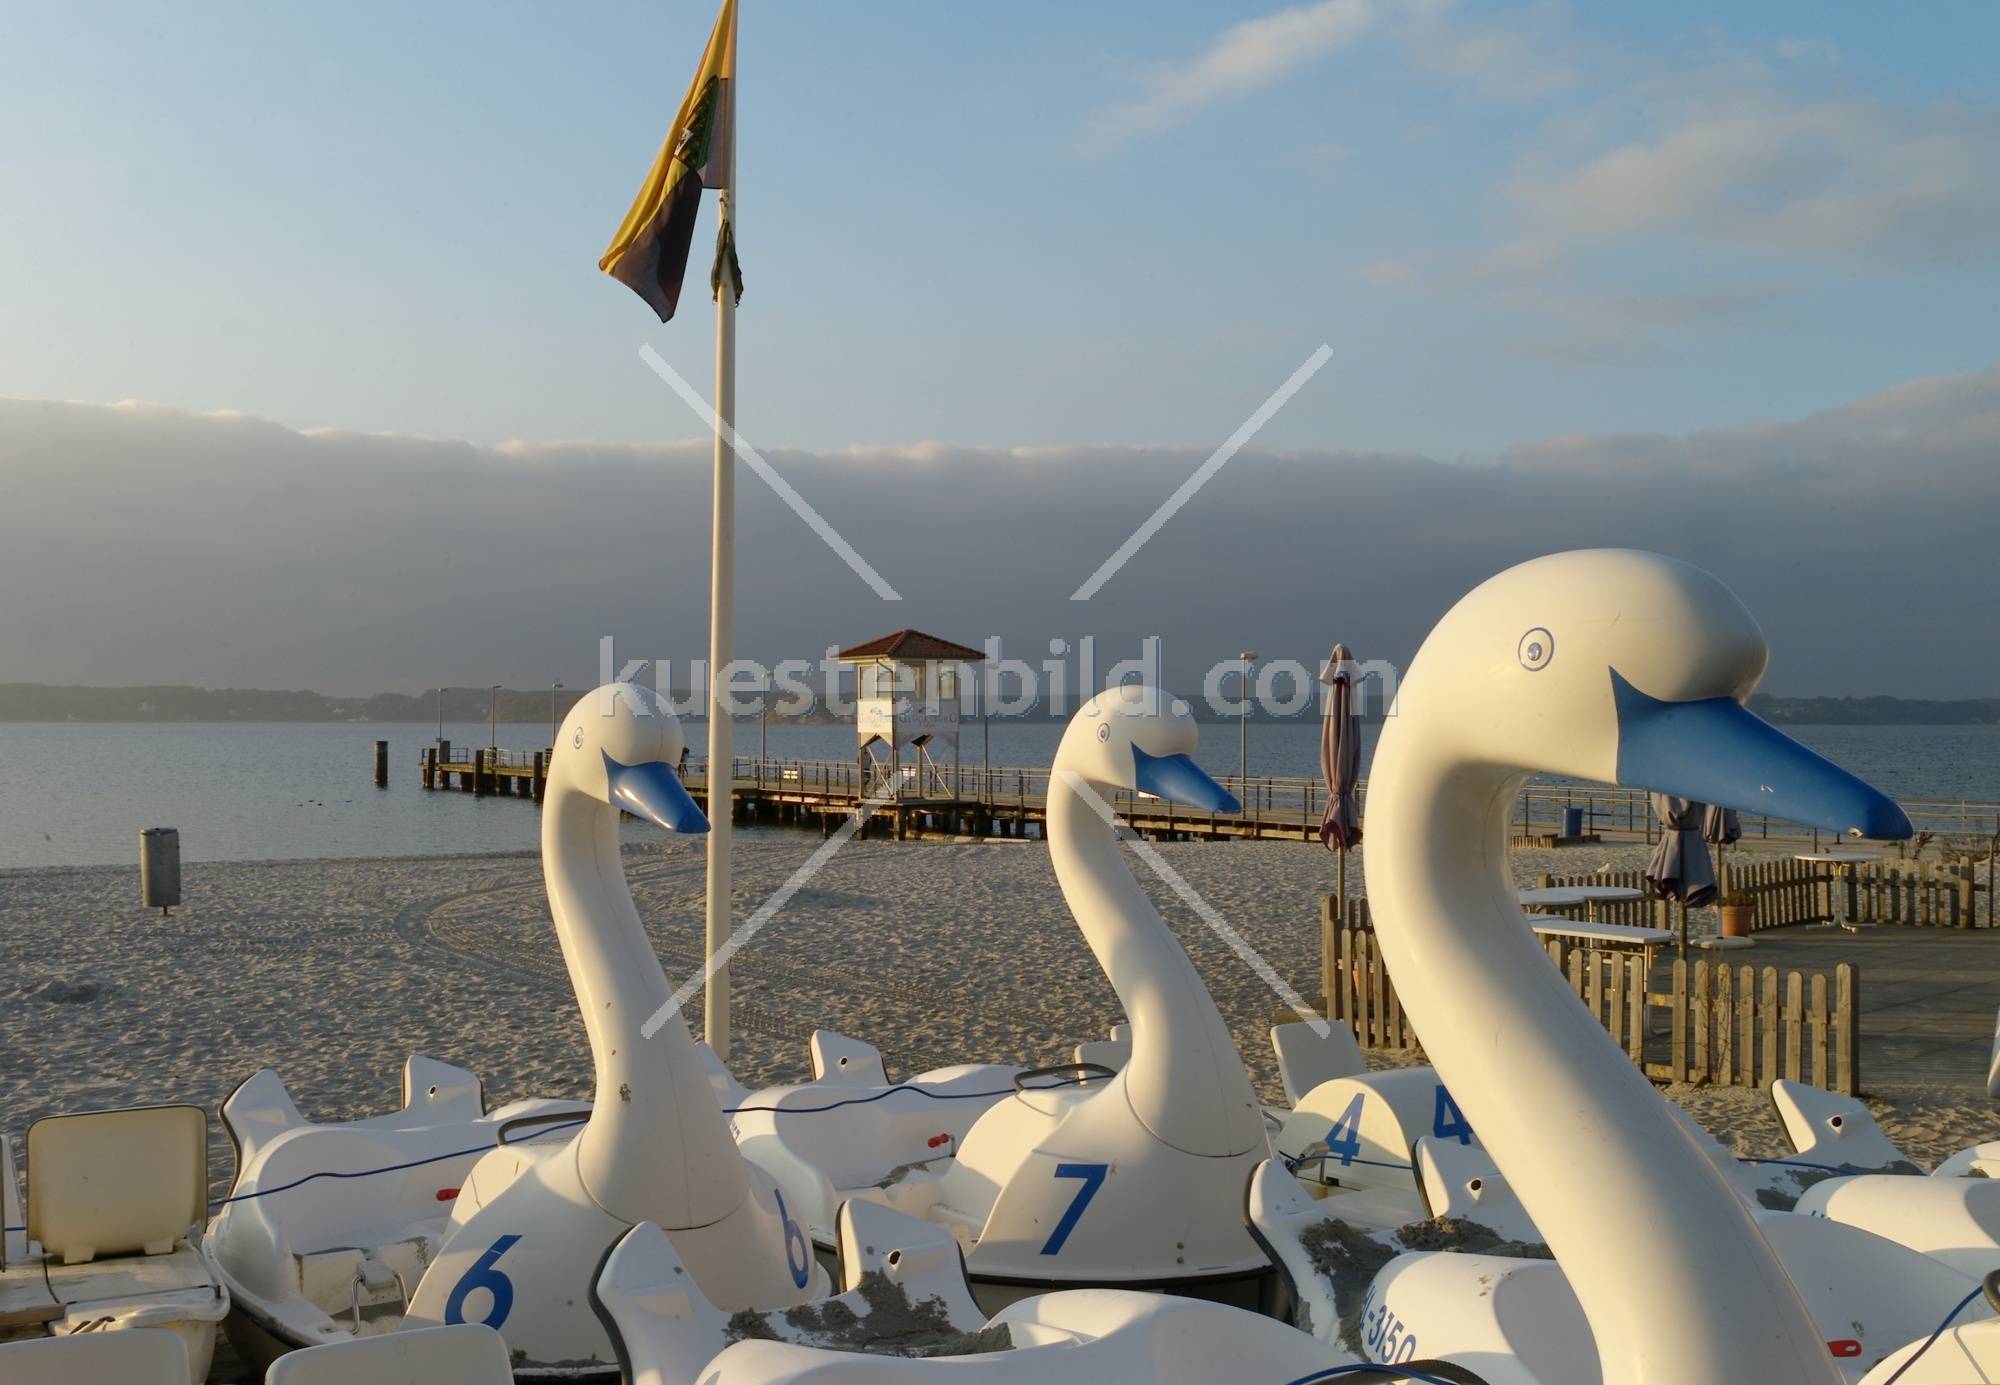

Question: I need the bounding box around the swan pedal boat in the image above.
[1757,1078,2000,1275]
[220,684,1015,1379]
[667,552,2000,1385]
[740,689,1280,1315]
[723,1027,1029,1253]
[207,1056,587,1373]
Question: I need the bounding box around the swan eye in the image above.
[1096,723,1111,743]
[1518,628,1555,672]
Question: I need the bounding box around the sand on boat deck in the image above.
[1,836,1992,1380]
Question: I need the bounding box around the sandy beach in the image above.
[3,834,1992,1379]
[5,835,1990,1173]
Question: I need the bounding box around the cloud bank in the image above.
[2,366,1996,698]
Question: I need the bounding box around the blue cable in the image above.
[1738,1156,1851,1175]
[1285,1153,1416,1175]
[1877,1282,1985,1385]
[721,1072,1102,1117]
[204,1074,1104,1209]
[1283,1364,1464,1385]
[206,1118,588,1209]
[1278,1281,1988,1385]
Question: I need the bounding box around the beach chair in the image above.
[1270,1020,1364,1107]
[29,1105,209,1263]
[14,1105,228,1377]
[0,1327,191,1384]
[264,1323,512,1383]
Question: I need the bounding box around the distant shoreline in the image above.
[0,684,1993,727]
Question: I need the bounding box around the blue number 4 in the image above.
[1040,1163,1109,1255]
[1432,1086,1474,1145]
[1324,1093,1365,1167]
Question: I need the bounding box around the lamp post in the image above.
[760,669,770,764]
[1237,651,1257,795]
[489,685,501,749]
[549,680,563,745]
[436,687,444,744]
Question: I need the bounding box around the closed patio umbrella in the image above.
[1318,645,1363,902]
[1650,793,1719,955]
[1702,802,1742,900]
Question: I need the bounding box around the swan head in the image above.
[1408,549,1910,840]
[1056,684,1242,812]
[552,682,709,834]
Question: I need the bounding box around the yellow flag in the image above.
[599,0,736,322]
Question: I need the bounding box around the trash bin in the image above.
[140,827,181,915]
[1562,807,1584,839]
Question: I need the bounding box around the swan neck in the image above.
[542,780,745,1229]
[1364,715,1840,1385]
[1046,774,1261,1158]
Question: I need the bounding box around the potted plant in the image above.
[1719,890,1756,938]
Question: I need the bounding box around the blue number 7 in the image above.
[1040,1163,1109,1255]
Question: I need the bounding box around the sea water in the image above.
[0,719,1994,869]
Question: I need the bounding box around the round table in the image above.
[1795,851,1876,931]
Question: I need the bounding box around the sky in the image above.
[2,2,1997,696]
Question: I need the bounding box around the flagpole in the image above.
[703,1,739,1061]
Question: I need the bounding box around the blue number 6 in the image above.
[445,1234,521,1329]
[773,1189,810,1288]
[1040,1163,1109,1255]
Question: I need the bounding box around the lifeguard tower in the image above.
[836,629,984,811]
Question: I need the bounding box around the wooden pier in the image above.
[406,742,2000,854]
[417,745,1326,841]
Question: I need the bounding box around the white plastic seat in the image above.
[1073,1020,1133,1072]
[27,1105,207,1265]
[0,1327,192,1384]
[1072,1038,1130,1071]
[1270,1020,1364,1107]
[264,1322,512,1383]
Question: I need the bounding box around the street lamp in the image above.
[1237,651,1257,791]
[436,687,445,744]
[550,680,564,745]
[489,685,502,749]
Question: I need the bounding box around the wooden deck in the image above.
[407,742,2000,849]
[417,744,1337,842]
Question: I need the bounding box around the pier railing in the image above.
[417,746,2000,868]
[706,757,2000,845]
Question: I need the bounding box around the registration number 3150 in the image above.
[1359,1283,1420,1364]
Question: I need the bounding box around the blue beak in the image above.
[1132,745,1241,814]
[1612,672,1910,840]
[604,753,710,835]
